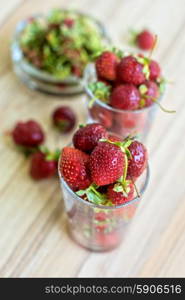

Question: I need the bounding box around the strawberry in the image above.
[110,84,140,110]
[107,182,134,205]
[136,30,155,51]
[95,51,118,81]
[71,65,82,77]
[149,60,161,80]
[117,56,146,85]
[73,123,108,152]
[89,105,113,129]
[60,147,91,191]
[127,141,148,180]
[30,152,57,180]
[12,120,44,148]
[52,106,76,133]
[95,230,120,248]
[139,81,159,107]
[114,112,147,138]
[108,134,122,142]
[89,142,125,186]
[63,18,75,28]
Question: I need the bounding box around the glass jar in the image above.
[58,154,149,252]
[84,64,161,141]
[11,12,111,95]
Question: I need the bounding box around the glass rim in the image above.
[11,10,111,84]
[58,153,150,210]
[83,63,163,114]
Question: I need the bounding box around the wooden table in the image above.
[0,0,185,278]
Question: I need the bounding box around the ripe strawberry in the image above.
[73,123,108,152]
[52,106,76,133]
[72,65,82,77]
[149,60,161,80]
[30,152,57,180]
[114,112,147,138]
[107,182,134,205]
[89,142,125,186]
[89,106,113,129]
[139,81,159,107]
[117,56,146,85]
[110,84,140,110]
[108,134,122,142]
[12,120,44,148]
[95,51,118,81]
[60,147,91,191]
[136,30,155,51]
[95,230,120,248]
[127,141,148,180]
[63,18,75,28]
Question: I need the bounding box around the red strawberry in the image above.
[95,231,120,248]
[30,152,57,180]
[117,56,146,85]
[136,30,155,51]
[149,60,161,80]
[63,18,75,28]
[114,112,147,137]
[89,142,125,186]
[12,120,44,148]
[52,106,76,133]
[71,65,82,77]
[140,81,159,107]
[73,123,108,152]
[107,182,134,205]
[60,147,91,191]
[89,106,113,129]
[110,84,140,110]
[108,134,122,142]
[127,141,148,180]
[95,51,118,81]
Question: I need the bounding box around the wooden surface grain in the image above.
[0,0,185,278]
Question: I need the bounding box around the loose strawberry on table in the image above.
[30,151,58,180]
[52,106,76,133]
[12,120,44,150]
[130,29,155,51]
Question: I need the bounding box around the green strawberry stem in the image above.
[88,96,96,108]
[145,96,176,113]
[76,184,108,205]
[122,153,128,184]
[148,34,158,59]
[131,179,141,198]
[39,146,61,161]
[17,145,39,157]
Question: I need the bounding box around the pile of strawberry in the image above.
[88,49,166,111]
[11,106,76,180]
[59,123,148,206]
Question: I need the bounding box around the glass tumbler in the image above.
[84,64,161,141]
[58,156,149,252]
